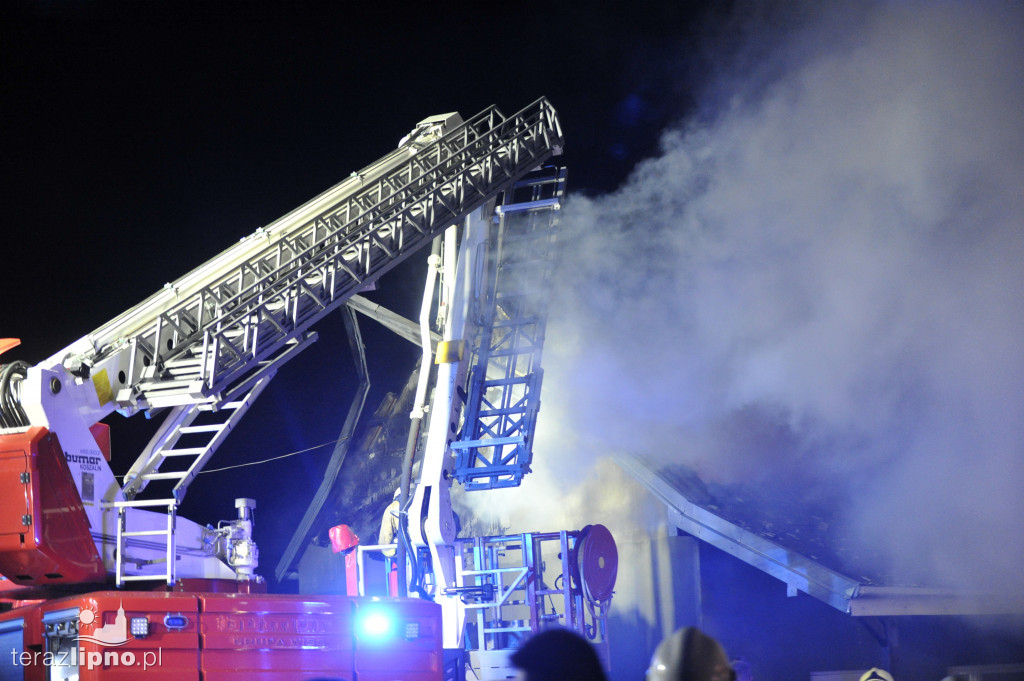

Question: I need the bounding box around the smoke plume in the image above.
[465,1,1024,593]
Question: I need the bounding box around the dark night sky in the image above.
[0,0,737,350]
[1,0,735,586]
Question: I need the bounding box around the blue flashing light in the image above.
[357,609,395,642]
[163,614,189,630]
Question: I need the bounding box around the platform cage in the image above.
[453,527,616,679]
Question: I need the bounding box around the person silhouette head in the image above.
[510,627,608,681]
[646,627,734,681]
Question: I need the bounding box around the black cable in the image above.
[0,365,8,428]
[12,361,31,426]
[0,361,30,428]
[396,510,429,600]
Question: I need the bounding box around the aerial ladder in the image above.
[0,98,563,588]
[0,98,615,680]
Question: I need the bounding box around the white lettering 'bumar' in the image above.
[66,453,103,472]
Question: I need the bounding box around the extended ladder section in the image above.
[87,98,563,412]
[451,167,565,489]
[120,375,274,502]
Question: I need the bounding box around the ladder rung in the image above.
[202,400,244,410]
[141,472,188,480]
[160,447,207,456]
[108,499,178,508]
[179,425,226,434]
[119,575,171,582]
[122,530,171,537]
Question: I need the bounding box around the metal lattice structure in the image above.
[85,98,563,411]
[451,167,565,489]
[63,99,564,587]
[454,530,612,677]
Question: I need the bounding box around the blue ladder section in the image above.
[451,166,566,489]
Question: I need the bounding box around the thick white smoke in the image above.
[464,1,1024,593]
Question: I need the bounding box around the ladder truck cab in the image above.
[0,98,617,681]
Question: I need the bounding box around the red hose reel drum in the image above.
[577,523,618,603]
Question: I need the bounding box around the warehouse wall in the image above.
[606,532,703,681]
[695,541,1024,681]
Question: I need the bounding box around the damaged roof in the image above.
[616,453,1024,617]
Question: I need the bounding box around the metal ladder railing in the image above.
[103,98,562,411]
[113,375,273,586]
[451,166,565,489]
[113,500,177,587]
[119,374,274,503]
[456,534,535,653]
[454,530,599,658]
